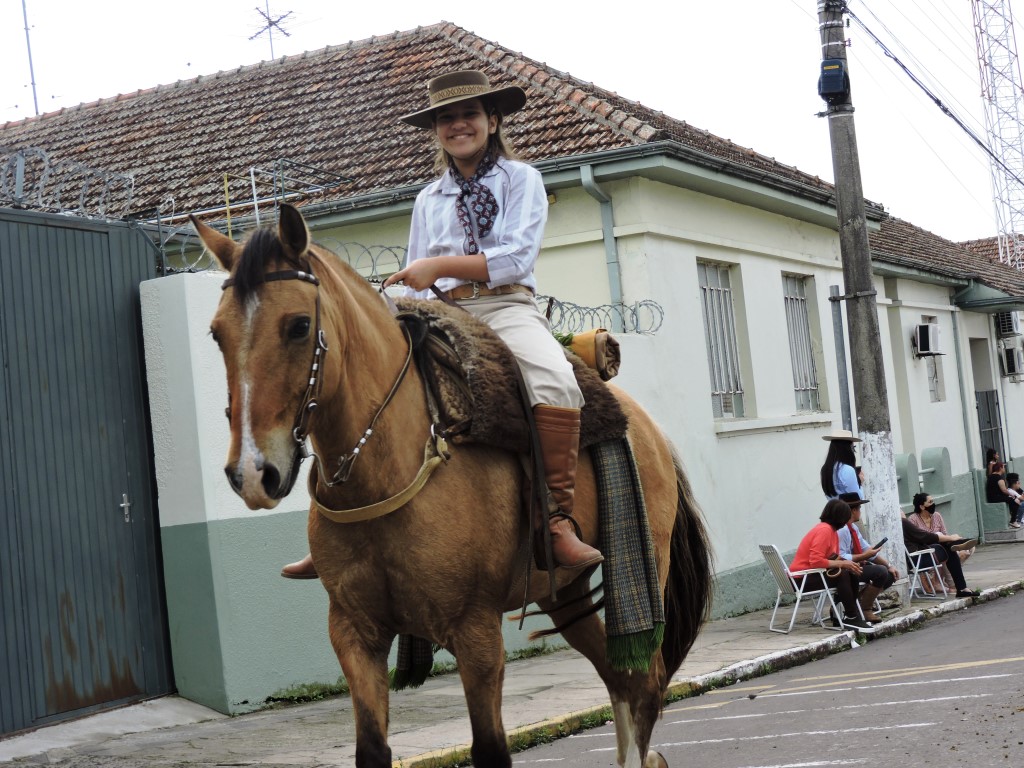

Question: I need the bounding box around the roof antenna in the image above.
[250,1,292,60]
[21,0,39,115]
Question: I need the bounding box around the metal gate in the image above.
[0,209,172,736]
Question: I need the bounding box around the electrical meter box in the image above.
[818,59,849,100]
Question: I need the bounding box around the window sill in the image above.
[714,413,834,438]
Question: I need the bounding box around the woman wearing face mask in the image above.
[903,493,979,598]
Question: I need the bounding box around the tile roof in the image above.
[0,22,835,220]
[3,21,1019,301]
[871,217,1024,297]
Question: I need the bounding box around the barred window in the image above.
[698,261,744,418]
[783,274,820,412]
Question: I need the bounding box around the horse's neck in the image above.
[310,267,431,502]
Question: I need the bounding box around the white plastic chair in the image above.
[759,544,842,634]
[904,544,948,600]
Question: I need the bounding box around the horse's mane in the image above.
[228,227,382,309]
[229,227,309,302]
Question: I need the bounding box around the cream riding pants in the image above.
[456,293,584,409]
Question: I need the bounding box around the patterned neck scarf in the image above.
[449,153,498,255]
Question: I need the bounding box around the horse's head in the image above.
[194,204,325,509]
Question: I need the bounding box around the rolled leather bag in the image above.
[569,328,621,381]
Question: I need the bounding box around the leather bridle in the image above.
[220,268,449,517]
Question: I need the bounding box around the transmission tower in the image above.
[973,1,1024,269]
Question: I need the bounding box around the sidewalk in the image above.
[3,544,1021,768]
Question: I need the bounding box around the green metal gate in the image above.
[0,209,172,736]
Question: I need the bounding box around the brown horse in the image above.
[194,204,712,768]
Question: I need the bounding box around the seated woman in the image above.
[790,499,875,631]
[908,492,973,592]
[900,500,979,598]
[986,462,1020,527]
[836,493,897,623]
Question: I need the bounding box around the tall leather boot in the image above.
[858,584,883,622]
[533,405,604,570]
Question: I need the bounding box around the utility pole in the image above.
[816,0,908,604]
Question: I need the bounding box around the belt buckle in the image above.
[471,281,481,299]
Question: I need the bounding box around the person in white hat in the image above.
[820,428,863,500]
[381,69,602,573]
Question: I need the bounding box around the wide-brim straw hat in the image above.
[822,428,861,443]
[400,70,527,129]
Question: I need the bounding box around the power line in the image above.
[846,5,1024,191]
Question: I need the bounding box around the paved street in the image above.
[514,592,1024,767]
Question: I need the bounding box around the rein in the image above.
[221,269,450,521]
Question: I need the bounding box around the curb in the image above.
[393,579,1023,768]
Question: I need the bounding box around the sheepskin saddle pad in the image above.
[393,297,628,453]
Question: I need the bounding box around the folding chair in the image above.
[904,544,948,600]
[759,544,842,634]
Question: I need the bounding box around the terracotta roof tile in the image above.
[0,22,865,219]
[871,217,1024,297]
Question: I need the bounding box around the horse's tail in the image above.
[661,445,714,680]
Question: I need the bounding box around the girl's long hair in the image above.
[820,440,858,497]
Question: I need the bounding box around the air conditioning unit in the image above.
[995,311,1022,338]
[913,323,941,356]
[1002,347,1024,377]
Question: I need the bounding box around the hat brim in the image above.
[821,433,861,442]
[848,498,870,506]
[400,85,527,129]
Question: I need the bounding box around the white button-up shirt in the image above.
[404,157,547,299]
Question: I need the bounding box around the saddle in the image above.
[393,297,628,451]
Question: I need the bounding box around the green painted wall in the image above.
[161,510,565,714]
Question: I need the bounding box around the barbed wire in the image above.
[539,296,664,335]
[1,145,135,219]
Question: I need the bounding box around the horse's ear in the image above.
[190,215,238,272]
[278,204,310,260]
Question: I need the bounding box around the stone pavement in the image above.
[2,544,1021,768]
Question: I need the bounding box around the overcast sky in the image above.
[0,0,1008,242]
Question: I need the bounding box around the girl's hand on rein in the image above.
[385,260,442,291]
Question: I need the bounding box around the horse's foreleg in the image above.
[450,611,512,768]
[542,592,668,768]
[328,600,392,768]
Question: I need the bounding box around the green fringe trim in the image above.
[606,623,665,673]
[388,660,432,691]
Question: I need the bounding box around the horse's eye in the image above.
[210,329,222,348]
[288,317,311,340]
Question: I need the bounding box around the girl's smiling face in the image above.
[433,98,497,174]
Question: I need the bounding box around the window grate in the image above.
[698,261,744,417]
[783,274,820,412]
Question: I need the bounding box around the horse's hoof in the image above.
[644,750,668,768]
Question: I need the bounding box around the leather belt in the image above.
[443,282,533,301]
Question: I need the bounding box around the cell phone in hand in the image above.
[872,536,888,549]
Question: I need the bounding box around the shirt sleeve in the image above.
[403,189,431,299]
[483,164,547,287]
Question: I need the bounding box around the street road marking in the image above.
[734,762,868,768]
[666,693,992,724]
[753,673,1012,699]
[783,656,1024,683]
[641,722,935,749]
